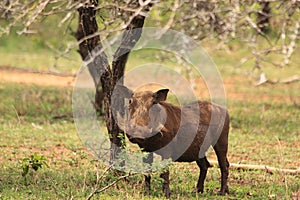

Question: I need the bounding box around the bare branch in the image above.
[255,73,300,86]
[86,173,132,200]
[1,0,299,81]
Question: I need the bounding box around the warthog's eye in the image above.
[129,99,132,104]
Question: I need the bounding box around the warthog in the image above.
[116,86,230,198]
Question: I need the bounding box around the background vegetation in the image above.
[0,0,299,199]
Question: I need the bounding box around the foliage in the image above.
[117,133,126,149]
[19,153,49,177]
[0,0,300,73]
[0,81,299,199]
[0,83,72,123]
[0,0,299,198]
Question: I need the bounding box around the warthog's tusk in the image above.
[155,123,168,133]
[117,112,129,131]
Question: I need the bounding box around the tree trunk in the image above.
[257,2,271,34]
[107,15,147,162]
[75,0,152,165]
[75,1,107,114]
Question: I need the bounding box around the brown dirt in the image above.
[0,66,75,87]
[0,145,93,167]
[1,66,299,171]
[1,65,298,103]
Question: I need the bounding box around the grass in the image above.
[0,14,81,73]
[0,21,299,199]
[1,21,300,81]
[0,80,299,199]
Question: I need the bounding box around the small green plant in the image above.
[117,133,126,149]
[20,153,49,177]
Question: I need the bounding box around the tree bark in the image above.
[257,2,271,34]
[75,0,151,165]
[102,14,148,163]
[75,1,107,114]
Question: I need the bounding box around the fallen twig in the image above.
[210,160,300,175]
[52,114,73,120]
[256,73,300,86]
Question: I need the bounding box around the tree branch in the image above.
[86,173,132,200]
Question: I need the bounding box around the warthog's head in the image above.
[115,86,169,145]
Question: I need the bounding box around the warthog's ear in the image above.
[153,89,169,103]
[114,85,133,99]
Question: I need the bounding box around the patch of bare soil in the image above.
[0,145,92,166]
[0,65,298,103]
[1,66,298,172]
[0,65,75,87]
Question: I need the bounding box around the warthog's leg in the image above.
[143,152,153,191]
[160,170,171,198]
[144,175,151,191]
[213,142,230,195]
[196,156,211,193]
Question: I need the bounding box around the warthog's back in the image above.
[159,101,229,162]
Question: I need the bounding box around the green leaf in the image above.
[22,165,29,177]
[252,3,262,11]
